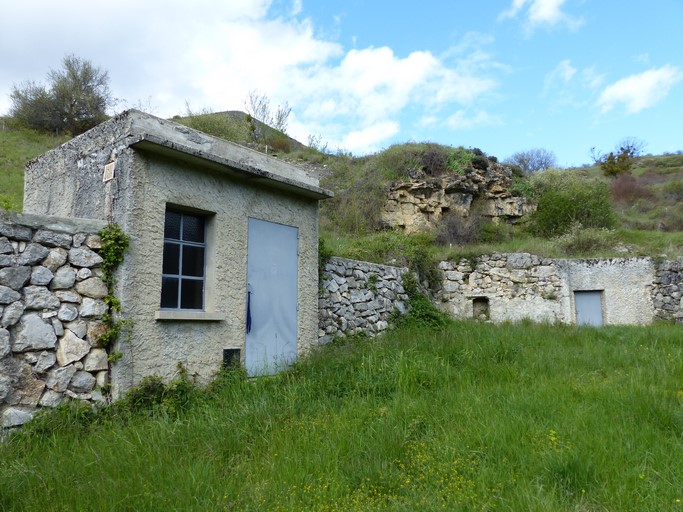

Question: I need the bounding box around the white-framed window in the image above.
[160,209,207,310]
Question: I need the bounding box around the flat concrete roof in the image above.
[125,110,333,200]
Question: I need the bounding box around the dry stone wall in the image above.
[439,253,565,323]
[319,257,409,343]
[0,213,109,428]
[653,258,683,322]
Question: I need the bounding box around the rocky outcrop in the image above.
[381,164,535,233]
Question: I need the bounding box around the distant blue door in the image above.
[245,218,299,376]
[574,291,603,326]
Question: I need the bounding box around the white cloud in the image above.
[0,0,501,153]
[341,122,400,153]
[499,0,582,32]
[597,65,683,114]
[445,110,502,130]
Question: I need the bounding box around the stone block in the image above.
[0,328,9,359]
[33,229,73,249]
[43,248,68,272]
[57,304,79,322]
[45,364,77,392]
[16,243,50,266]
[34,351,56,373]
[56,330,91,366]
[30,266,54,286]
[23,285,61,310]
[50,266,77,290]
[79,298,108,318]
[2,407,35,427]
[84,348,108,372]
[69,371,96,393]
[68,247,103,268]
[0,285,21,305]
[0,266,31,290]
[12,313,56,352]
[1,301,24,328]
[39,389,65,408]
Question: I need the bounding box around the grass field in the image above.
[0,126,68,211]
[2,320,682,511]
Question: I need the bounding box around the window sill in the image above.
[155,310,226,321]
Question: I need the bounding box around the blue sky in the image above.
[1,0,682,166]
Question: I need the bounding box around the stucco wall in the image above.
[556,257,655,325]
[110,152,320,395]
[22,110,327,397]
[0,213,108,427]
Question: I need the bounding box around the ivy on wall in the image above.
[96,224,131,361]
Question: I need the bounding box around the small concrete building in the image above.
[23,110,332,396]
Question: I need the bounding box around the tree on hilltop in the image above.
[9,55,113,135]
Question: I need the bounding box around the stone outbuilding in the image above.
[23,110,332,396]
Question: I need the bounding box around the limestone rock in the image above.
[65,319,88,339]
[0,328,9,358]
[16,363,45,406]
[57,303,79,322]
[55,290,82,303]
[79,297,108,318]
[96,370,109,388]
[30,265,54,286]
[68,247,103,268]
[76,268,92,281]
[2,407,35,427]
[23,285,60,310]
[50,266,77,290]
[33,229,73,248]
[56,330,90,366]
[85,234,102,249]
[76,277,108,299]
[43,248,68,272]
[84,348,108,372]
[0,374,11,402]
[34,351,57,373]
[39,389,65,408]
[69,371,96,393]
[0,222,31,240]
[12,313,56,352]
[0,266,31,290]
[1,301,24,328]
[0,285,21,305]
[45,364,77,392]
[52,318,64,336]
[16,243,50,266]
[0,236,13,254]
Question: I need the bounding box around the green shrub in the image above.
[554,222,616,256]
[529,169,616,237]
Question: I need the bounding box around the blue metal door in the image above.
[574,291,603,326]
[245,218,299,376]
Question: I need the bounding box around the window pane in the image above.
[182,215,205,243]
[162,242,180,274]
[182,246,205,277]
[160,277,179,308]
[180,279,203,309]
[164,211,182,239]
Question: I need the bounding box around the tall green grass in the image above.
[2,321,682,511]
[0,127,69,211]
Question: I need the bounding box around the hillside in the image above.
[2,112,683,263]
